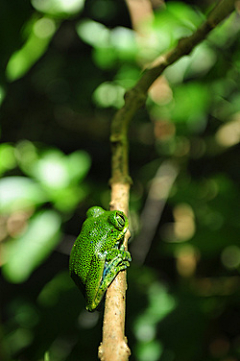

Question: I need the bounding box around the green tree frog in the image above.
[69,206,131,312]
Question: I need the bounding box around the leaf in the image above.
[67,150,91,183]
[6,17,57,81]
[171,82,210,125]
[0,176,47,213]
[32,0,85,18]
[2,210,61,283]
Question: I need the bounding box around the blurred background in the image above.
[0,0,240,360]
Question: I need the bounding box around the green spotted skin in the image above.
[69,206,131,312]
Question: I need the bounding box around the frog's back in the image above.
[69,211,118,285]
[70,221,93,280]
[70,216,110,277]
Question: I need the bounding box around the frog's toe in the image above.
[120,244,125,251]
[120,260,131,269]
[121,251,131,262]
[126,251,132,262]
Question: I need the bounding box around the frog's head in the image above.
[109,210,129,235]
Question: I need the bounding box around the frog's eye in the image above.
[116,213,125,229]
[109,211,126,231]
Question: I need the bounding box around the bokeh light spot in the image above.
[221,245,240,269]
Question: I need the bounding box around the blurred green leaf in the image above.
[135,340,163,361]
[49,185,89,212]
[76,19,110,48]
[76,20,137,68]
[2,328,33,356]
[0,143,17,175]
[2,210,61,283]
[32,0,85,18]
[0,176,47,213]
[16,144,91,190]
[38,271,72,307]
[6,17,57,81]
[67,150,91,183]
[172,82,210,123]
[151,2,204,54]
[93,46,118,69]
[166,2,204,28]
[33,150,70,189]
[110,27,137,60]
[0,143,91,213]
[156,82,210,127]
[133,283,176,361]
[115,65,140,89]
[208,11,240,47]
[30,149,91,210]
[93,81,125,108]
[185,44,216,78]
[164,43,216,84]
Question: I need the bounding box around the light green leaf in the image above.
[6,17,57,81]
[0,144,17,175]
[0,177,47,213]
[2,210,61,283]
[93,82,125,108]
[76,19,110,47]
[32,0,85,17]
[67,150,91,183]
[76,20,137,68]
[31,149,91,190]
[32,150,70,189]
[50,186,88,212]
[171,82,210,124]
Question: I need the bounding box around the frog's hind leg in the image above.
[102,256,130,282]
[85,253,106,312]
[85,251,131,312]
[94,254,130,306]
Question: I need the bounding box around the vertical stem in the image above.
[99,183,131,361]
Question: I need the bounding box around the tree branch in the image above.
[98,1,237,360]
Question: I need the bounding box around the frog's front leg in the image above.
[85,249,131,311]
[103,248,131,281]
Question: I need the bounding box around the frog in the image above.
[69,206,131,312]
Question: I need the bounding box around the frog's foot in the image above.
[105,247,132,263]
[89,254,130,310]
[106,259,130,274]
[119,244,132,261]
[86,249,132,312]
[103,249,131,278]
[85,250,131,312]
